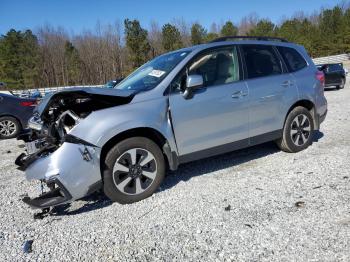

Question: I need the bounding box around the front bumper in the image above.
[17,142,102,209]
[22,178,72,209]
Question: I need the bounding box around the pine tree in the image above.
[248,19,275,36]
[205,32,219,42]
[161,24,183,52]
[191,23,207,45]
[220,21,238,37]
[64,41,81,85]
[0,29,39,89]
[124,19,151,68]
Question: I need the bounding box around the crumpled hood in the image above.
[35,87,138,117]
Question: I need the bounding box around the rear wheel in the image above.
[276,106,314,153]
[0,116,21,139]
[337,78,345,89]
[103,137,165,204]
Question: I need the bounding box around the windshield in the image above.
[115,50,190,91]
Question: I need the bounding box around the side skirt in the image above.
[178,130,282,165]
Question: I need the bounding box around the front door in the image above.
[169,46,250,157]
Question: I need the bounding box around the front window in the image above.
[115,51,190,91]
[171,46,241,92]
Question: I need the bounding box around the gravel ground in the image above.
[0,82,349,261]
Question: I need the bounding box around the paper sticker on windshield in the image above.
[148,70,165,78]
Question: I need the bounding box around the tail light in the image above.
[316,70,325,87]
[20,101,37,107]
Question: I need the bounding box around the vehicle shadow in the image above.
[49,192,112,217]
[162,130,324,191]
[50,131,324,216]
[324,87,339,92]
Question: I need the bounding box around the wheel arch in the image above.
[100,127,177,179]
[285,99,317,128]
[0,114,23,129]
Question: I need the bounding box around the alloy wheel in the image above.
[290,114,311,146]
[0,120,17,137]
[112,148,157,195]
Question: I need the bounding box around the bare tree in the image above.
[172,17,192,47]
[148,20,163,57]
[238,12,259,35]
[73,21,124,85]
[36,25,69,87]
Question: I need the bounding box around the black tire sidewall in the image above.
[283,107,314,153]
[0,116,21,139]
[103,137,165,204]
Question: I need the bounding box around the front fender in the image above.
[69,97,178,154]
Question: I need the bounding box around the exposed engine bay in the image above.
[17,89,135,159]
[15,88,136,209]
[24,89,134,147]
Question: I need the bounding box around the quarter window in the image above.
[277,46,307,72]
[242,45,282,79]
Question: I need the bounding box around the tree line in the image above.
[0,3,350,89]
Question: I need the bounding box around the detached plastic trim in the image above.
[22,178,72,209]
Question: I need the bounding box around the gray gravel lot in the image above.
[0,82,349,261]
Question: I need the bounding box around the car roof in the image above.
[192,40,302,52]
[0,93,13,97]
[159,39,303,59]
[0,92,36,100]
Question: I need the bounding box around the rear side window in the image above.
[242,45,282,79]
[328,64,343,72]
[277,46,307,72]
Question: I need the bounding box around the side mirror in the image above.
[183,74,203,100]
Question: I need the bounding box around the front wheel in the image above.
[276,106,314,153]
[103,137,165,204]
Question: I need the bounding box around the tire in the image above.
[337,78,345,89]
[0,116,21,139]
[103,137,165,204]
[276,106,314,153]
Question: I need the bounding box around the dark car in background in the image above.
[103,78,124,89]
[317,63,346,89]
[0,93,37,139]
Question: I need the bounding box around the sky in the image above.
[0,0,343,35]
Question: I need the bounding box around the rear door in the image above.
[169,46,250,156]
[327,64,343,85]
[326,64,338,85]
[241,44,298,139]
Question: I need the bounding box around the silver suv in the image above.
[16,36,327,208]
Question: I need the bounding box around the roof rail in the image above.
[209,36,289,43]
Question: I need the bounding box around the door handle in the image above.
[281,80,291,87]
[232,90,248,98]
[260,94,276,100]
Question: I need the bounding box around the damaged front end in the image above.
[16,88,135,209]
